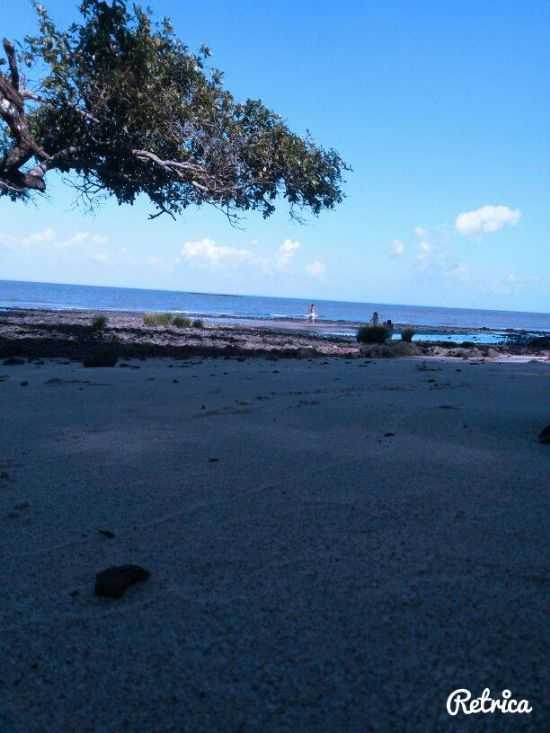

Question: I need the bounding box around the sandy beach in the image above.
[2,351,550,731]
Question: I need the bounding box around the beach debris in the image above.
[95,565,150,599]
[538,426,550,444]
[97,528,116,538]
[3,357,25,366]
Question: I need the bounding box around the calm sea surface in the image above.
[1,279,550,341]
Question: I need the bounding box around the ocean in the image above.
[1,279,550,342]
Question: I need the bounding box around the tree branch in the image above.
[132,148,239,197]
[2,39,20,92]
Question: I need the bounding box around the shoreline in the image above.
[1,307,549,362]
[1,304,545,340]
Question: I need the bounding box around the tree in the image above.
[0,0,348,222]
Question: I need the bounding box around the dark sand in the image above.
[1,353,550,731]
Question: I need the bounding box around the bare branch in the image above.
[21,89,101,124]
[147,205,176,221]
[133,148,241,198]
[2,39,20,92]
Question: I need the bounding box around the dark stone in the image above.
[384,432,396,438]
[95,565,150,599]
[97,528,115,539]
[3,358,25,366]
[538,425,550,444]
[208,457,219,463]
[20,381,29,387]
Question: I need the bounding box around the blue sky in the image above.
[1,0,549,311]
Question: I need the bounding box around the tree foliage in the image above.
[0,1,348,221]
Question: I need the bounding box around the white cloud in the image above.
[280,239,300,255]
[414,227,427,238]
[180,238,252,266]
[59,232,108,248]
[24,228,56,245]
[277,239,301,269]
[445,263,469,284]
[455,205,521,236]
[0,228,110,256]
[179,236,305,274]
[416,240,432,263]
[145,255,163,267]
[306,260,326,279]
[390,239,405,257]
[91,252,110,264]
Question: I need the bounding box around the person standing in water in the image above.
[371,311,379,326]
[308,304,318,321]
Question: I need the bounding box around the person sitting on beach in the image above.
[384,319,393,331]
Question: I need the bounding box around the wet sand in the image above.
[1,355,550,731]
